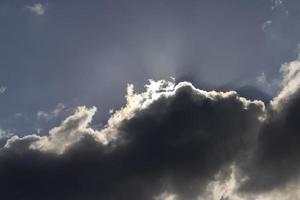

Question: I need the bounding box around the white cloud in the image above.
[26,3,47,16]
[271,60,300,110]
[30,106,104,154]
[5,106,106,154]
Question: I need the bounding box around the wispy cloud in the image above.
[271,0,289,15]
[0,129,13,140]
[26,3,47,16]
[271,0,283,10]
[37,103,67,121]
[256,72,280,95]
[0,86,7,94]
[261,20,272,32]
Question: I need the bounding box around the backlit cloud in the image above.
[1,57,300,199]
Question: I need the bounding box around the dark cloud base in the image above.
[240,93,300,193]
[0,68,300,200]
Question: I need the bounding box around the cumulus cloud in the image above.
[0,79,265,200]
[2,57,300,199]
[6,106,106,154]
[26,3,47,16]
[239,59,300,197]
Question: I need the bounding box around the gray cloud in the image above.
[239,59,300,195]
[262,20,273,32]
[0,80,265,200]
[0,129,13,140]
[2,58,300,199]
[0,86,7,94]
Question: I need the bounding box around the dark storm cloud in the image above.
[0,81,265,200]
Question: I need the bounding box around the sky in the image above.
[1,0,300,200]
[0,0,300,134]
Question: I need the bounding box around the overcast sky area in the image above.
[1,0,300,199]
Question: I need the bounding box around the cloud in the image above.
[256,72,280,95]
[270,0,288,14]
[0,80,265,200]
[271,60,300,110]
[2,57,300,199]
[271,0,283,10]
[261,20,272,32]
[198,164,300,200]
[6,106,104,154]
[154,192,177,200]
[26,3,47,16]
[37,103,67,121]
[238,59,300,196]
[0,86,7,94]
[0,129,13,140]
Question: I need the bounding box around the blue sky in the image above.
[0,0,300,135]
